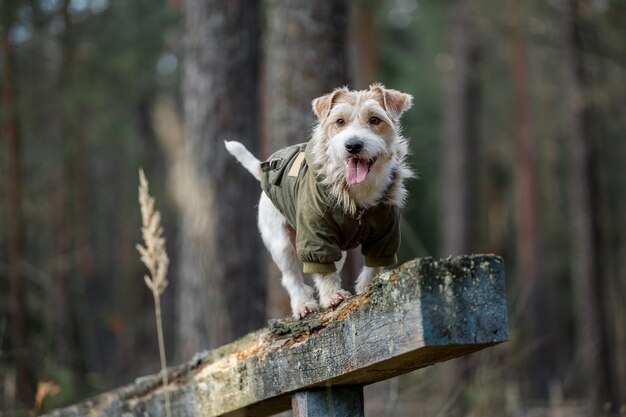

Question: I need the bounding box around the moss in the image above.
[267,317,324,337]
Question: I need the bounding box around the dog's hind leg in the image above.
[258,193,319,319]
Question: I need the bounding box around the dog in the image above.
[225,83,413,319]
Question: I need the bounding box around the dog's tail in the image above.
[224,141,262,181]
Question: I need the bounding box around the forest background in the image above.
[1,0,625,416]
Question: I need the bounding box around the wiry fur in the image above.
[226,84,414,320]
[309,84,414,215]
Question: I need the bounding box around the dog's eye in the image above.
[336,118,345,127]
[369,116,381,125]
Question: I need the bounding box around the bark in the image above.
[264,0,350,316]
[564,0,618,411]
[441,0,481,258]
[440,0,482,407]
[42,256,509,417]
[178,0,265,356]
[1,13,33,404]
[48,0,91,393]
[264,0,348,152]
[350,2,379,89]
[508,1,552,399]
[73,125,96,285]
[44,0,73,397]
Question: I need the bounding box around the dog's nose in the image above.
[345,138,364,154]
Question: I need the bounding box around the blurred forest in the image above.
[1,0,625,416]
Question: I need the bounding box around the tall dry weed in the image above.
[136,168,171,417]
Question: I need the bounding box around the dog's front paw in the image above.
[292,300,320,320]
[320,289,351,309]
[355,266,382,295]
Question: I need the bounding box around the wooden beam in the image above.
[42,255,508,417]
[292,386,364,417]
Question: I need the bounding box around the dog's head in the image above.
[309,84,414,214]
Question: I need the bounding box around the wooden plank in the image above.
[43,255,508,417]
[292,386,364,417]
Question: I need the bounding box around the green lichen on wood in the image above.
[416,255,507,345]
[268,317,324,337]
[267,255,506,344]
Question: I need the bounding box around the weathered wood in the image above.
[43,255,508,417]
[292,386,364,417]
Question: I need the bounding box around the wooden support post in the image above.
[43,255,508,417]
[292,386,364,417]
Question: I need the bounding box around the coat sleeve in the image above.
[361,205,400,268]
[296,208,342,274]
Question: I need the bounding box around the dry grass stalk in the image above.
[136,168,171,417]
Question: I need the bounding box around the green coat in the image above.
[260,142,399,274]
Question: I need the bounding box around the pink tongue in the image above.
[346,158,369,185]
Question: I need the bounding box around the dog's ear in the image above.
[312,88,345,120]
[370,83,413,120]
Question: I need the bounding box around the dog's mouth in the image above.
[345,156,377,185]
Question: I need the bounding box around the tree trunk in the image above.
[349,2,379,89]
[508,1,552,400]
[1,13,33,405]
[264,0,350,316]
[264,0,349,152]
[73,125,96,286]
[440,0,480,258]
[178,0,265,357]
[46,0,92,394]
[440,0,482,411]
[564,0,618,411]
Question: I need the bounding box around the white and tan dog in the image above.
[226,84,413,319]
